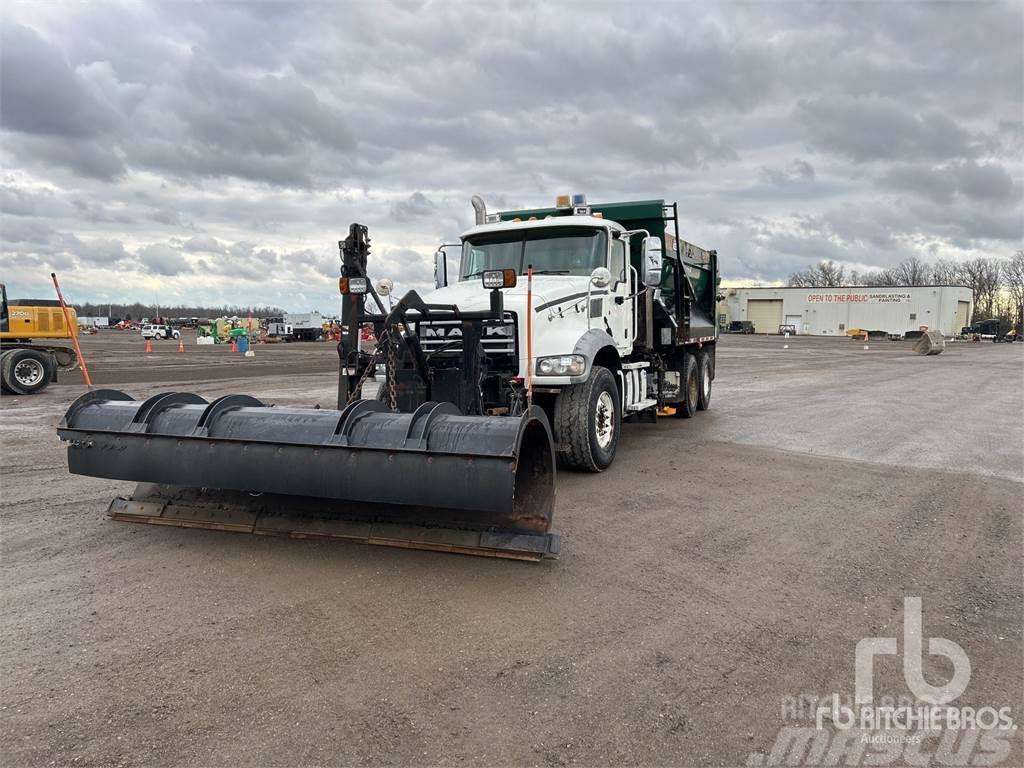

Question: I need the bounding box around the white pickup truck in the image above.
[140,324,180,340]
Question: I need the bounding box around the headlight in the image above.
[536,354,586,376]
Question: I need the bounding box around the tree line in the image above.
[788,252,1024,329]
[71,301,286,322]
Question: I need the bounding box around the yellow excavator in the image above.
[0,283,80,394]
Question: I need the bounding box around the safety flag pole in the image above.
[526,264,533,407]
[51,272,92,389]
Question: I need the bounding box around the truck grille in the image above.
[416,314,518,357]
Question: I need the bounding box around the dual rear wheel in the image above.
[673,350,712,418]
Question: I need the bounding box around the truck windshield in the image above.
[460,227,607,280]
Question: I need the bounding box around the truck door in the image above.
[606,237,633,352]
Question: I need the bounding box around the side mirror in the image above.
[433,249,447,289]
[643,236,663,286]
[590,266,611,289]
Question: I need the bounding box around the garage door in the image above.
[955,301,971,331]
[746,300,783,334]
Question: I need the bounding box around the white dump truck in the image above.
[59,195,720,560]
[407,194,720,470]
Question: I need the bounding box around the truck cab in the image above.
[425,216,638,381]
[400,195,720,471]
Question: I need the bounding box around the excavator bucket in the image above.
[58,389,559,561]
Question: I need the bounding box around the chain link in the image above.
[345,326,390,406]
[344,324,403,410]
[386,325,398,412]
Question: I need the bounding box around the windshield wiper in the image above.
[531,269,571,275]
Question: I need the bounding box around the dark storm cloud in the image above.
[761,159,816,187]
[0,0,1020,303]
[390,192,437,222]
[0,23,118,139]
[77,237,130,264]
[182,234,226,253]
[0,185,40,216]
[796,96,975,163]
[883,162,1018,205]
[137,243,191,275]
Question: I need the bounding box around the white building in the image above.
[77,316,110,328]
[720,286,973,336]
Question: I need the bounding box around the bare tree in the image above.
[858,268,899,287]
[893,255,932,286]
[1003,250,1024,332]
[931,258,962,286]
[788,260,846,287]
[960,257,1004,318]
[958,258,983,312]
[978,258,1004,318]
[72,301,286,321]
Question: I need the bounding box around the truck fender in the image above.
[571,329,620,382]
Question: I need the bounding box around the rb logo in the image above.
[855,596,971,705]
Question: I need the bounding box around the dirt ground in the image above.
[2,333,1022,767]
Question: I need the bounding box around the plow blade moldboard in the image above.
[59,389,559,560]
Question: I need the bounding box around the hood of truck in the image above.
[425,276,592,314]
[420,277,601,380]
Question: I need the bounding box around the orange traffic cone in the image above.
[178,340,185,353]
[145,338,152,353]
[230,339,237,352]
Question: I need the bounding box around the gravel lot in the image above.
[2,332,1021,766]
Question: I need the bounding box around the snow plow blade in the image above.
[58,389,559,561]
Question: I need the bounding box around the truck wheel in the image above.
[0,351,10,394]
[553,365,620,472]
[696,351,712,411]
[1,348,54,395]
[674,355,698,418]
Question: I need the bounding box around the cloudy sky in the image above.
[1,1,1021,311]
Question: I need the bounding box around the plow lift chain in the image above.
[343,322,399,412]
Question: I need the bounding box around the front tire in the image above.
[1,348,54,395]
[553,365,620,472]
